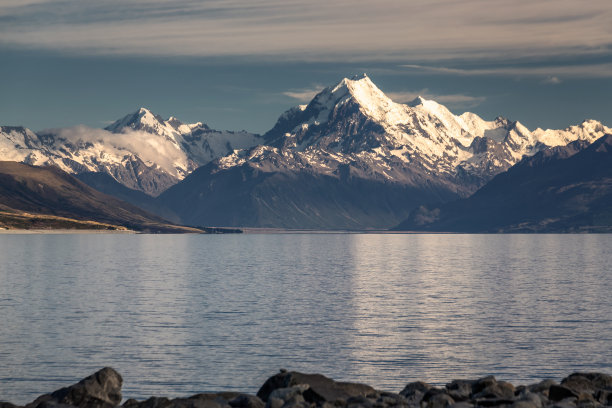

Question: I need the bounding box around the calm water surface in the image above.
[0,234,611,404]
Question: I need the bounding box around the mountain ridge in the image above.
[0,110,262,196]
[0,161,202,232]
[394,134,612,233]
[1,75,610,229]
[156,75,610,229]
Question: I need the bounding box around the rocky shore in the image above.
[2,368,612,408]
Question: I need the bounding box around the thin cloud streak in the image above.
[283,86,325,102]
[402,63,612,79]
[1,0,611,63]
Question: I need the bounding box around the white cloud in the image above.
[541,76,562,85]
[0,0,611,64]
[282,86,325,102]
[49,125,187,177]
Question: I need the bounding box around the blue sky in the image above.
[1,0,611,133]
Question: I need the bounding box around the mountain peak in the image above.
[106,107,166,133]
[351,73,369,81]
[407,96,428,107]
[324,74,394,116]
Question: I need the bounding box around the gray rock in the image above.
[561,374,612,398]
[400,383,431,399]
[511,391,545,408]
[446,381,475,401]
[123,397,172,408]
[346,395,373,408]
[551,398,578,408]
[525,380,557,397]
[27,367,122,408]
[549,386,580,402]
[257,372,375,404]
[183,393,239,408]
[265,387,310,408]
[449,402,474,408]
[473,399,515,407]
[280,395,309,408]
[123,393,239,408]
[268,386,310,404]
[511,402,538,408]
[471,378,498,396]
[472,382,515,400]
[374,392,408,407]
[427,394,454,408]
[229,395,264,408]
[265,398,283,408]
[423,389,449,403]
[595,390,612,406]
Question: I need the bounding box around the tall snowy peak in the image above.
[106,107,209,142]
[226,75,610,191]
[107,107,262,168]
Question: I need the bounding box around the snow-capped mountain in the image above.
[232,74,609,190]
[0,110,261,196]
[106,108,262,178]
[1,74,609,228]
[158,74,611,229]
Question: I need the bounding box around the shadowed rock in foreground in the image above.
[3,368,612,408]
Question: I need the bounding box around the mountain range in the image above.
[395,134,612,232]
[1,74,610,230]
[0,109,260,196]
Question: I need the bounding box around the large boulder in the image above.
[561,374,612,397]
[256,371,376,404]
[26,368,122,408]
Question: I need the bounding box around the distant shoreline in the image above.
[0,228,136,234]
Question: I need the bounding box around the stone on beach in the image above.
[3,368,612,408]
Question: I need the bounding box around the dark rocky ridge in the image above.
[0,161,203,233]
[3,368,612,408]
[394,134,612,233]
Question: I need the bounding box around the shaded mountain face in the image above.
[158,161,457,229]
[74,172,179,223]
[394,134,612,233]
[0,161,197,232]
[159,74,609,229]
[0,110,261,196]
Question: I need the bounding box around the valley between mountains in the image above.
[1,75,610,232]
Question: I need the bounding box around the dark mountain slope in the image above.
[0,161,200,232]
[158,162,456,229]
[394,135,612,233]
[75,172,179,223]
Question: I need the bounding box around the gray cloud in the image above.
[0,0,611,64]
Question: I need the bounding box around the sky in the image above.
[1,0,611,134]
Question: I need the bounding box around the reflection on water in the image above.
[0,234,611,404]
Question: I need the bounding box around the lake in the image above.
[0,233,611,404]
